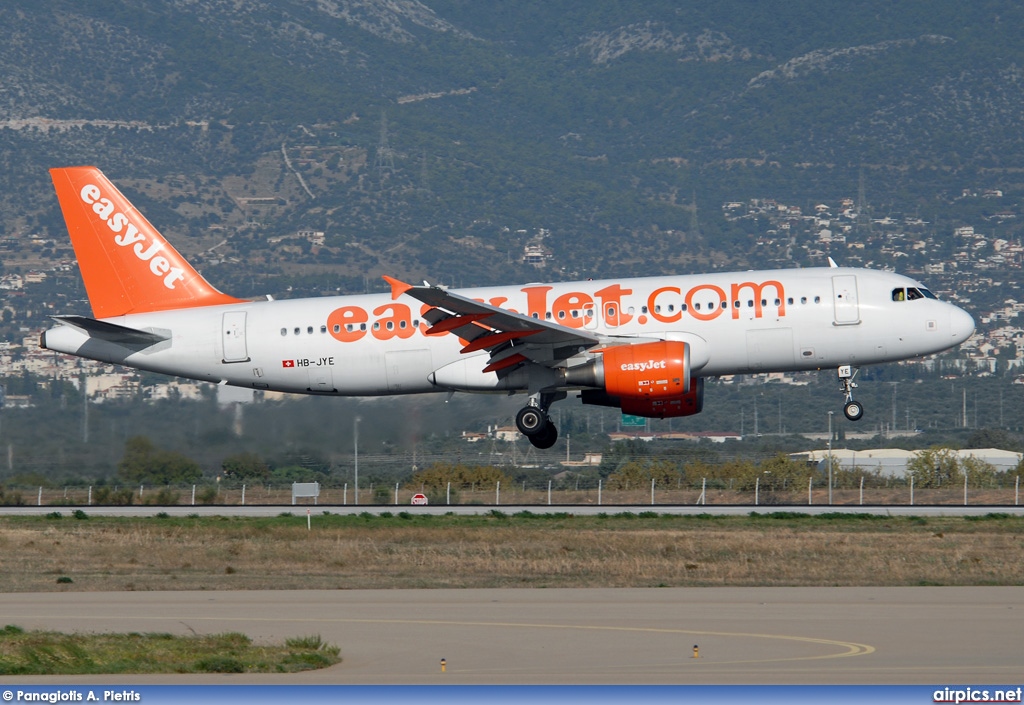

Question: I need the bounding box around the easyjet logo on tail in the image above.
[79,184,186,290]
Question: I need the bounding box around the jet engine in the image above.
[565,340,704,419]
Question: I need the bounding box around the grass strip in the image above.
[0,625,340,675]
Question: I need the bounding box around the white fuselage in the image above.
[42,267,975,397]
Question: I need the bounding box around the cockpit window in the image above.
[893,287,935,302]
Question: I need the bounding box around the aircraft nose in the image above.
[950,306,975,345]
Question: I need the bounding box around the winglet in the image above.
[382,275,414,300]
[828,256,839,268]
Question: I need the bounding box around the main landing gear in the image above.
[838,365,864,421]
[515,391,565,449]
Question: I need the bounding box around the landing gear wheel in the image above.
[515,406,547,436]
[529,423,559,449]
[843,400,864,422]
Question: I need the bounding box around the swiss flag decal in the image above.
[282,360,295,368]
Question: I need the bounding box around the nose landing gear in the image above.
[838,365,863,421]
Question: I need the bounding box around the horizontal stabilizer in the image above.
[50,315,169,346]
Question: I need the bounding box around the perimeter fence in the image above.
[3,476,1021,508]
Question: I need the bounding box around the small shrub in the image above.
[56,576,73,584]
[285,634,326,650]
[278,652,334,671]
[72,510,89,520]
[46,511,63,520]
[196,487,218,505]
[107,489,135,506]
[152,488,180,506]
[193,656,245,673]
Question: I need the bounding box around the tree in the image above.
[118,436,203,485]
[408,463,512,491]
[606,459,681,490]
[221,452,270,482]
[906,447,961,488]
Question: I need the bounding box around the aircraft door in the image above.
[221,311,249,363]
[831,275,860,325]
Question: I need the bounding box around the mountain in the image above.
[3,0,1024,295]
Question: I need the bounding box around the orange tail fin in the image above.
[50,166,243,318]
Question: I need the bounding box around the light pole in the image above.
[354,416,361,505]
[827,411,834,505]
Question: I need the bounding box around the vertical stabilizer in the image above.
[50,166,242,318]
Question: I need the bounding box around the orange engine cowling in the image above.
[619,379,704,418]
[571,341,703,419]
[599,340,690,399]
[579,378,704,419]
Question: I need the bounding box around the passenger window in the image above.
[320,325,327,334]
[280,328,287,336]
[334,324,341,333]
[800,297,807,304]
[694,303,701,311]
[814,296,821,303]
[307,326,313,334]
[787,298,794,305]
[293,327,300,335]
[360,323,367,331]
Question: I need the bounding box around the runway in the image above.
[0,587,1021,684]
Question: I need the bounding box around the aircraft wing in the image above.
[385,277,602,373]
